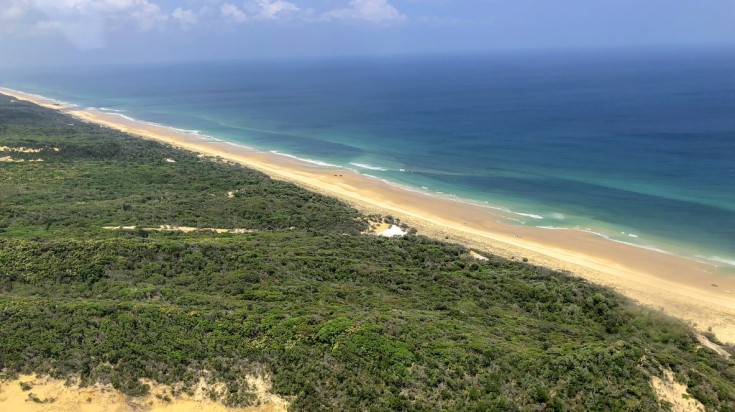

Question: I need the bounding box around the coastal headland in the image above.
[2,87,733,343]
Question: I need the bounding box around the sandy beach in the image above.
[2,87,734,343]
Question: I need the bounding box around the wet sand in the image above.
[2,87,734,342]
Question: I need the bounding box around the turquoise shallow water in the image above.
[2,49,734,268]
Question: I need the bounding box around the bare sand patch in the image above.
[103,225,256,234]
[696,334,731,358]
[651,369,705,412]
[364,218,391,235]
[0,156,43,163]
[469,251,489,261]
[0,374,288,412]
[0,146,41,153]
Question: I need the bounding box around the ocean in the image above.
[2,48,734,269]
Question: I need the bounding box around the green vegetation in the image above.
[1,94,734,411]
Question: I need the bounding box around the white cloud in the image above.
[0,5,27,33]
[0,0,409,45]
[15,0,168,24]
[220,3,247,23]
[0,0,170,48]
[130,1,168,30]
[32,20,61,31]
[172,7,197,28]
[324,0,406,23]
[1,5,27,21]
[417,15,463,26]
[249,0,299,20]
[220,1,299,23]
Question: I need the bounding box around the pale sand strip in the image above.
[651,369,705,412]
[2,88,734,343]
[0,374,288,412]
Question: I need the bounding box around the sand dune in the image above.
[0,374,288,412]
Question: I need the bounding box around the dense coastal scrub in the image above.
[1,94,734,411]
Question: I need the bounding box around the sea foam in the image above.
[515,212,544,219]
[350,162,389,171]
[699,256,735,267]
[269,151,338,167]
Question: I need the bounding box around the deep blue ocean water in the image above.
[3,49,734,268]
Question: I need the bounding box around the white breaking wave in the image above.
[269,151,338,167]
[350,162,388,171]
[534,226,675,255]
[0,87,77,108]
[515,212,544,219]
[108,113,138,122]
[585,230,673,255]
[505,217,526,224]
[223,141,254,150]
[699,256,735,267]
[101,112,220,141]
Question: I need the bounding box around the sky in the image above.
[0,0,734,67]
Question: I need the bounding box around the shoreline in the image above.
[3,87,731,267]
[3,87,734,343]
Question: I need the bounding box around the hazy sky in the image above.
[1,0,734,66]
